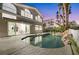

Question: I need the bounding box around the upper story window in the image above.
[35,16,38,20]
[35,15,42,22]
[2,3,17,19]
[2,3,17,14]
[21,8,33,19]
[21,10,25,16]
[30,14,33,19]
[25,9,31,14]
[25,9,31,18]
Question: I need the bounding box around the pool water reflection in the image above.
[23,34,65,48]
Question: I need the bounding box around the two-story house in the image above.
[0,3,43,37]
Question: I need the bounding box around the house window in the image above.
[21,9,32,19]
[2,3,16,14]
[35,16,38,20]
[35,25,39,30]
[38,15,42,22]
[2,3,17,19]
[30,14,33,19]
[21,10,25,16]
[25,9,31,18]
[35,15,42,22]
[35,25,42,30]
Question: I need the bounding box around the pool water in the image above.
[27,34,64,48]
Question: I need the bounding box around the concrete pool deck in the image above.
[0,35,72,55]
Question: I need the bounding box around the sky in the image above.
[70,3,79,23]
[24,3,79,23]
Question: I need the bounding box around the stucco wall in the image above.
[69,29,79,46]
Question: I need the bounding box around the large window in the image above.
[35,15,42,22]
[38,15,42,22]
[2,3,16,14]
[35,25,42,30]
[8,22,16,36]
[21,9,33,19]
[21,10,25,16]
[25,9,30,17]
[2,3,17,19]
[25,24,30,34]
[8,22,30,35]
[30,14,33,19]
[16,23,26,35]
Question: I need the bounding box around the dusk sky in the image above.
[24,3,79,23]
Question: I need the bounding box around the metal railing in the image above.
[0,4,43,25]
[0,5,32,19]
[0,5,17,13]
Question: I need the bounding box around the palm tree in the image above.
[63,3,71,30]
[56,3,65,27]
[57,3,71,30]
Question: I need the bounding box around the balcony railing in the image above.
[0,5,43,25]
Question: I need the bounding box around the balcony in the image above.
[0,4,43,25]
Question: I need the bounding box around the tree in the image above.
[63,3,71,30]
[56,3,71,30]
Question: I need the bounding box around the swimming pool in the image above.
[23,34,65,48]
